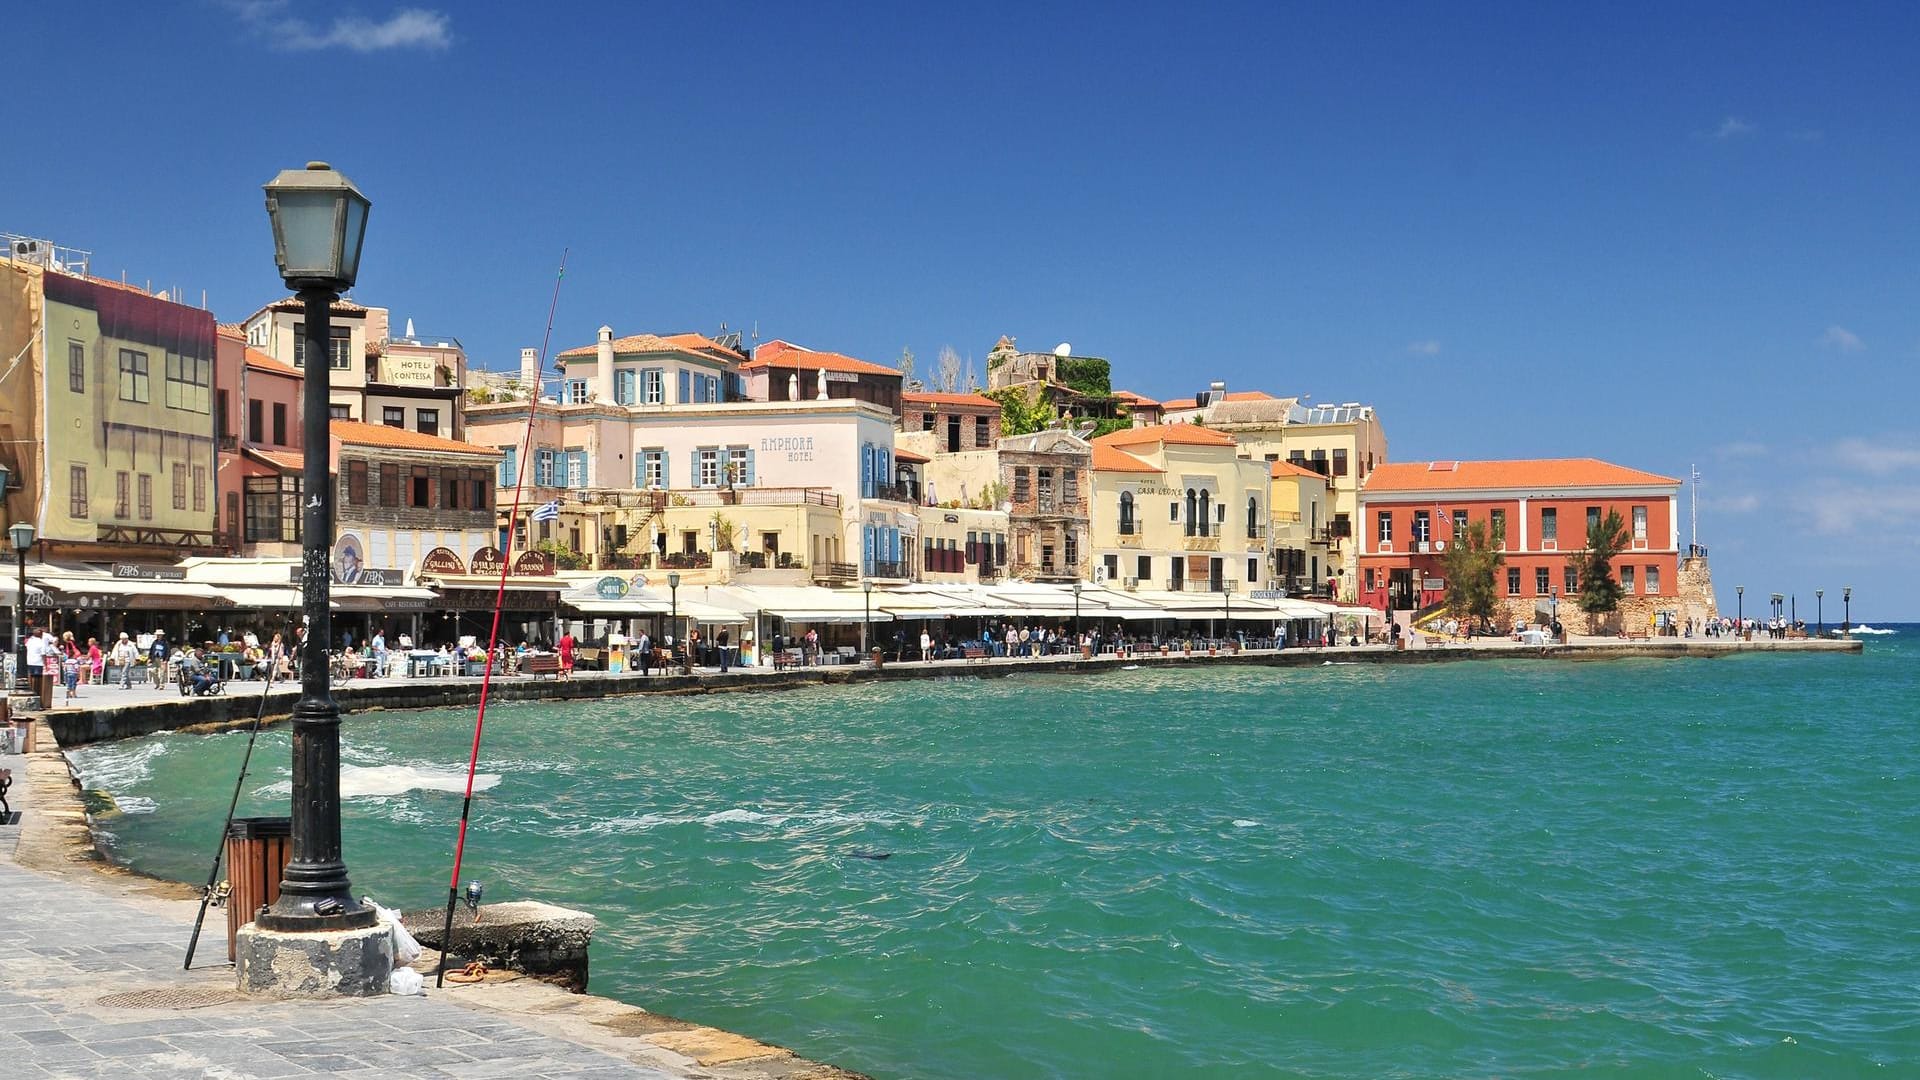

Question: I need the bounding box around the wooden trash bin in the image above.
[225,816,292,961]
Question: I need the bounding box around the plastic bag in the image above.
[389,966,424,996]
[365,899,423,967]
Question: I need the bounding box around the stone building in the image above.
[997,430,1090,583]
[1356,457,1686,634]
[901,391,1001,453]
[328,420,502,579]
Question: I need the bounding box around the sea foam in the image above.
[258,765,501,798]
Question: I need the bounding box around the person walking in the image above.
[557,628,576,681]
[920,629,932,662]
[86,637,103,686]
[636,630,652,676]
[717,627,732,673]
[148,629,170,689]
[110,632,136,689]
[23,624,46,707]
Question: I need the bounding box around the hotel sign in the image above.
[760,435,816,462]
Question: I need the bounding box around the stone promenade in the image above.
[0,732,856,1080]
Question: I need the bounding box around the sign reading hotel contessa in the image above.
[760,435,815,462]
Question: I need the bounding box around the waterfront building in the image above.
[1163,385,1388,599]
[1087,425,1269,593]
[917,504,1012,585]
[1269,459,1335,596]
[998,430,1090,583]
[467,331,919,584]
[1355,457,1705,632]
[0,250,220,562]
[242,299,469,439]
[900,392,1002,453]
[742,339,904,414]
[214,325,305,557]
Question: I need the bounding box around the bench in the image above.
[521,654,561,678]
[962,646,989,660]
[773,650,805,671]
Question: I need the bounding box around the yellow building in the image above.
[1268,459,1335,596]
[1087,425,1269,593]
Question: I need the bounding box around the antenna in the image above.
[1690,464,1701,551]
[1053,342,1071,358]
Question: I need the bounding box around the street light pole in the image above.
[668,571,682,673]
[11,518,33,694]
[254,162,375,937]
[1736,585,1743,629]
[862,580,873,656]
[1843,586,1851,638]
[1072,581,1082,644]
[1816,589,1823,636]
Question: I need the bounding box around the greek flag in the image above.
[531,500,560,523]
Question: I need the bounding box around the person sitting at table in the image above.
[241,642,266,680]
[183,648,218,695]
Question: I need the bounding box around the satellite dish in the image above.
[1053,343,1072,358]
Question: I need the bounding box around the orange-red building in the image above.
[1356,458,1682,619]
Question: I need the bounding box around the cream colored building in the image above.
[1087,425,1269,593]
[242,300,469,439]
[1164,391,1386,598]
[1268,459,1335,596]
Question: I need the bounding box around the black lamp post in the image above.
[10,517,33,694]
[1843,586,1851,638]
[1071,581,1083,644]
[255,161,375,934]
[1735,585,1743,628]
[668,571,682,672]
[1816,589,1823,637]
[862,579,874,656]
[1551,585,1560,640]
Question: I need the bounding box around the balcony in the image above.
[866,559,910,580]
[1245,523,1267,540]
[1182,534,1221,551]
[1164,578,1237,593]
[1115,532,1142,547]
[975,564,1002,584]
[811,561,859,585]
[217,433,239,452]
[868,482,920,504]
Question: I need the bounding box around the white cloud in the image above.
[1807,485,1920,536]
[1405,340,1441,356]
[1714,440,1769,460]
[1817,325,1864,352]
[1708,493,1761,514]
[1710,116,1756,140]
[1830,437,1920,476]
[226,1,451,52]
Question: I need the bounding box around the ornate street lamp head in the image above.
[263,161,371,291]
[8,520,34,553]
[667,571,681,590]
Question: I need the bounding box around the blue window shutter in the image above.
[879,448,891,488]
[863,526,875,572]
[860,444,872,497]
[677,369,689,404]
[744,447,755,486]
[661,450,670,489]
[635,452,646,488]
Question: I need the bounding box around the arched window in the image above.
[1119,490,1135,535]
[1185,489,1197,537]
[1197,490,1211,537]
[1247,496,1259,539]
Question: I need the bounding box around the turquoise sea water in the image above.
[73,635,1918,1079]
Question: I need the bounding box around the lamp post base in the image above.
[235,919,394,999]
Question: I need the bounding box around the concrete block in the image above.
[234,921,394,999]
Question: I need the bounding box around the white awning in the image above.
[696,584,895,624]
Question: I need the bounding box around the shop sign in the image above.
[381,598,428,611]
[112,563,186,581]
[595,576,628,600]
[334,535,368,584]
[627,574,650,592]
[432,587,561,611]
[381,353,438,386]
[1249,589,1284,600]
[70,594,232,611]
[942,513,959,523]
[470,546,507,577]
[1136,483,1179,496]
[759,435,816,463]
[513,549,556,576]
[357,568,404,587]
[420,546,466,575]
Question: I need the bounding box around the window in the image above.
[1541,507,1557,544]
[378,463,398,506]
[614,368,636,405]
[1063,469,1077,502]
[1038,468,1054,506]
[329,404,351,420]
[470,469,490,511]
[244,476,300,542]
[1451,509,1468,536]
[1104,553,1119,580]
[248,399,265,442]
[1632,505,1648,541]
[382,406,405,428]
[115,471,130,518]
[68,464,88,518]
[417,409,440,437]
[1489,508,1506,545]
[565,449,587,488]
[1185,490,1197,536]
[1377,510,1393,545]
[1216,499,1226,525]
[1507,567,1521,595]
[192,465,207,513]
[1063,530,1078,568]
[118,349,150,403]
[498,445,517,487]
[1309,449,1328,475]
[164,352,213,413]
[975,415,990,446]
[138,474,152,520]
[1365,568,1376,591]
[1248,557,1259,582]
[1196,490,1211,536]
[411,466,431,507]
[1288,450,1307,468]
[443,465,460,509]
[1013,467,1030,503]
[171,463,188,510]
[642,368,664,405]
[921,411,936,432]
[1332,448,1348,477]
[1137,555,1152,581]
[272,403,287,445]
[347,460,368,505]
[1413,510,1431,543]
[727,446,750,486]
[697,447,721,487]
[292,325,352,369]
[68,341,85,393]
[1565,565,1578,594]
[1536,567,1550,595]
[1645,566,1660,595]
[946,414,962,452]
[1586,505,1602,540]
[1119,491,1135,534]
[1247,496,1260,538]
[1620,565,1636,594]
[641,449,665,489]
[534,448,556,486]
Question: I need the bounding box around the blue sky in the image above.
[8,2,1918,619]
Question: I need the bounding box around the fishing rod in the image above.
[184,654,284,970]
[435,248,568,987]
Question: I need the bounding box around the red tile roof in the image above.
[1363,458,1682,494]
[244,347,300,378]
[1161,390,1274,411]
[740,340,900,377]
[1111,389,1160,407]
[892,447,931,464]
[903,391,999,409]
[246,447,304,472]
[1095,424,1238,449]
[555,331,743,361]
[1270,460,1326,480]
[331,419,500,457]
[1091,444,1161,473]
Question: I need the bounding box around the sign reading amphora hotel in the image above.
[760,435,816,462]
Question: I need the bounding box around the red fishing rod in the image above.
[435,249,568,987]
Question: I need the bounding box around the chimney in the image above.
[595,326,616,403]
[519,348,539,392]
